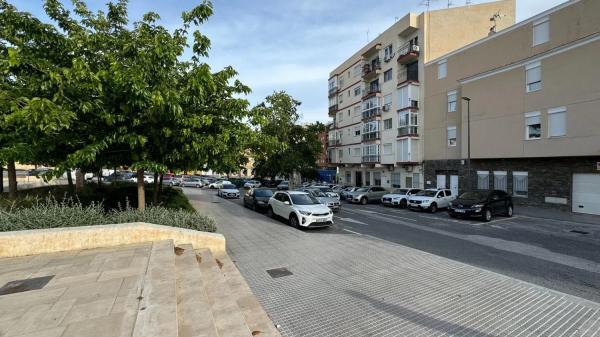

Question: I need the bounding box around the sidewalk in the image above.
[516,206,600,226]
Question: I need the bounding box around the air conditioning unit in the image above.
[382,105,389,112]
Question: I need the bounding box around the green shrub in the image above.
[0,197,216,233]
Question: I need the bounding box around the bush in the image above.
[0,197,216,233]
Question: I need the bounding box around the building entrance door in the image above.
[437,175,447,189]
[450,175,459,197]
[355,171,363,187]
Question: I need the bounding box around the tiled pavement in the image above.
[190,189,600,337]
[0,243,150,337]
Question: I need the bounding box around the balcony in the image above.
[362,85,381,99]
[397,42,420,64]
[398,65,419,84]
[398,100,419,111]
[362,107,382,121]
[362,59,381,79]
[328,139,341,147]
[362,155,380,163]
[362,131,380,142]
[398,112,419,137]
[328,104,338,115]
[328,86,338,96]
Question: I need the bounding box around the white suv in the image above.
[408,189,456,213]
[267,191,333,228]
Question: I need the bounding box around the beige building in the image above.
[423,0,600,214]
[327,0,515,188]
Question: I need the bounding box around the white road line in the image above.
[353,208,418,222]
[334,216,368,225]
[342,228,363,235]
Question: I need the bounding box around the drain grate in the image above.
[0,275,54,296]
[570,230,589,235]
[266,267,293,279]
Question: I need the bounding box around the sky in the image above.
[16,0,566,123]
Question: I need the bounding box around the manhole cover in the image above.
[266,267,293,278]
[0,275,54,296]
[570,230,589,235]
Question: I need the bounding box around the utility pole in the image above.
[462,97,472,190]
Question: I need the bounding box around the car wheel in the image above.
[430,203,438,213]
[483,209,493,222]
[251,202,257,211]
[360,197,368,205]
[267,207,275,219]
[505,205,514,217]
[290,215,300,229]
[400,199,407,209]
[449,212,457,218]
[196,184,200,188]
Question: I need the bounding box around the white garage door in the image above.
[572,173,600,215]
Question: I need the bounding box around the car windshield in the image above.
[254,189,273,197]
[280,181,288,185]
[356,188,369,192]
[392,189,408,194]
[416,190,437,197]
[222,184,236,189]
[459,191,488,200]
[290,194,319,205]
[311,190,327,197]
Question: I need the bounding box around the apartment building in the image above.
[423,0,600,214]
[327,0,515,189]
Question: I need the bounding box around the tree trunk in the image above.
[8,160,17,200]
[159,173,164,194]
[152,172,159,204]
[112,166,117,186]
[0,163,4,194]
[97,169,102,186]
[66,169,74,192]
[137,168,145,210]
[75,169,84,192]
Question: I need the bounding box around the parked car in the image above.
[381,188,422,208]
[347,186,388,205]
[277,181,289,190]
[448,190,514,221]
[162,176,175,186]
[297,188,341,212]
[408,189,455,213]
[208,180,231,189]
[267,191,333,228]
[243,188,274,211]
[244,180,261,189]
[217,184,240,199]
[171,175,183,186]
[181,177,203,188]
[310,185,340,198]
[339,187,358,200]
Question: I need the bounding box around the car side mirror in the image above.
[284,201,290,205]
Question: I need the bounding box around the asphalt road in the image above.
[189,187,600,304]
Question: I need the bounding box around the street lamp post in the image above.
[462,97,471,190]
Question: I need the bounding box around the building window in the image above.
[338,149,343,159]
[338,94,344,104]
[354,86,361,96]
[494,171,507,191]
[447,126,457,146]
[391,173,401,188]
[339,78,344,88]
[383,143,392,155]
[526,62,542,92]
[383,93,392,111]
[384,118,392,130]
[354,105,361,117]
[477,171,489,190]
[548,107,566,137]
[525,112,541,140]
[438,59,447,79]
[533,17,549,46]
[373,172,381,186]
[513,171,528,197]
[337,111,344,122]
[353,147,361,157]
[447,90,457,112]
[397,138,410,162]
[354,126,361,136]
[353,65,362,77]
[413,173,420,188]
[384,44,393,61]
[384,69,393,82]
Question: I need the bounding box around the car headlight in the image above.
[473,204,484,209]
[257,201,266,205]
[422,200,431,204]
[298,210,312,216]
[392,197,401,201]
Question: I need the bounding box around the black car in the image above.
[448,190,514,222]
[243,188,274,212]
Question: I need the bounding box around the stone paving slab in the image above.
[189,190,600,337]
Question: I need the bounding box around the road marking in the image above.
[344,208,418,222]
[357,210,378,214]
[491,224,507,230]
[334,216,368,225]
[342,228,363,235]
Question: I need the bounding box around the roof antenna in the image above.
[420,0,438,11]
[466,0,473,4]
[447,0,454,8]
[366,29,370,42]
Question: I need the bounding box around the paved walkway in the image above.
[188,189,600,337]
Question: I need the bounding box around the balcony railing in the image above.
[362,59,381,78]
[362,155,380,163]
[398,112,419,137]
[328,139,341,147]
[398,100,419,110]
[362,85,381,99]
[398,66,419,83]
[328,86,338,96]
[328,104,338,114]
[362,131,380,142]
[397,43,420,64]
[362,107,382,120]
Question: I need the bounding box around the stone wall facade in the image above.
[423,157,600,211]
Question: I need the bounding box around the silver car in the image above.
[347,186,388,205]
[297,188,341,212]
[180,178,203,188]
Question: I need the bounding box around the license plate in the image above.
[317,217,328,222]
[455,209,466,213]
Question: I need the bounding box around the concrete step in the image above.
[214,252,282,337]
[174,244,218,337]
[196,248,254,337]
[132,240,178,337]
